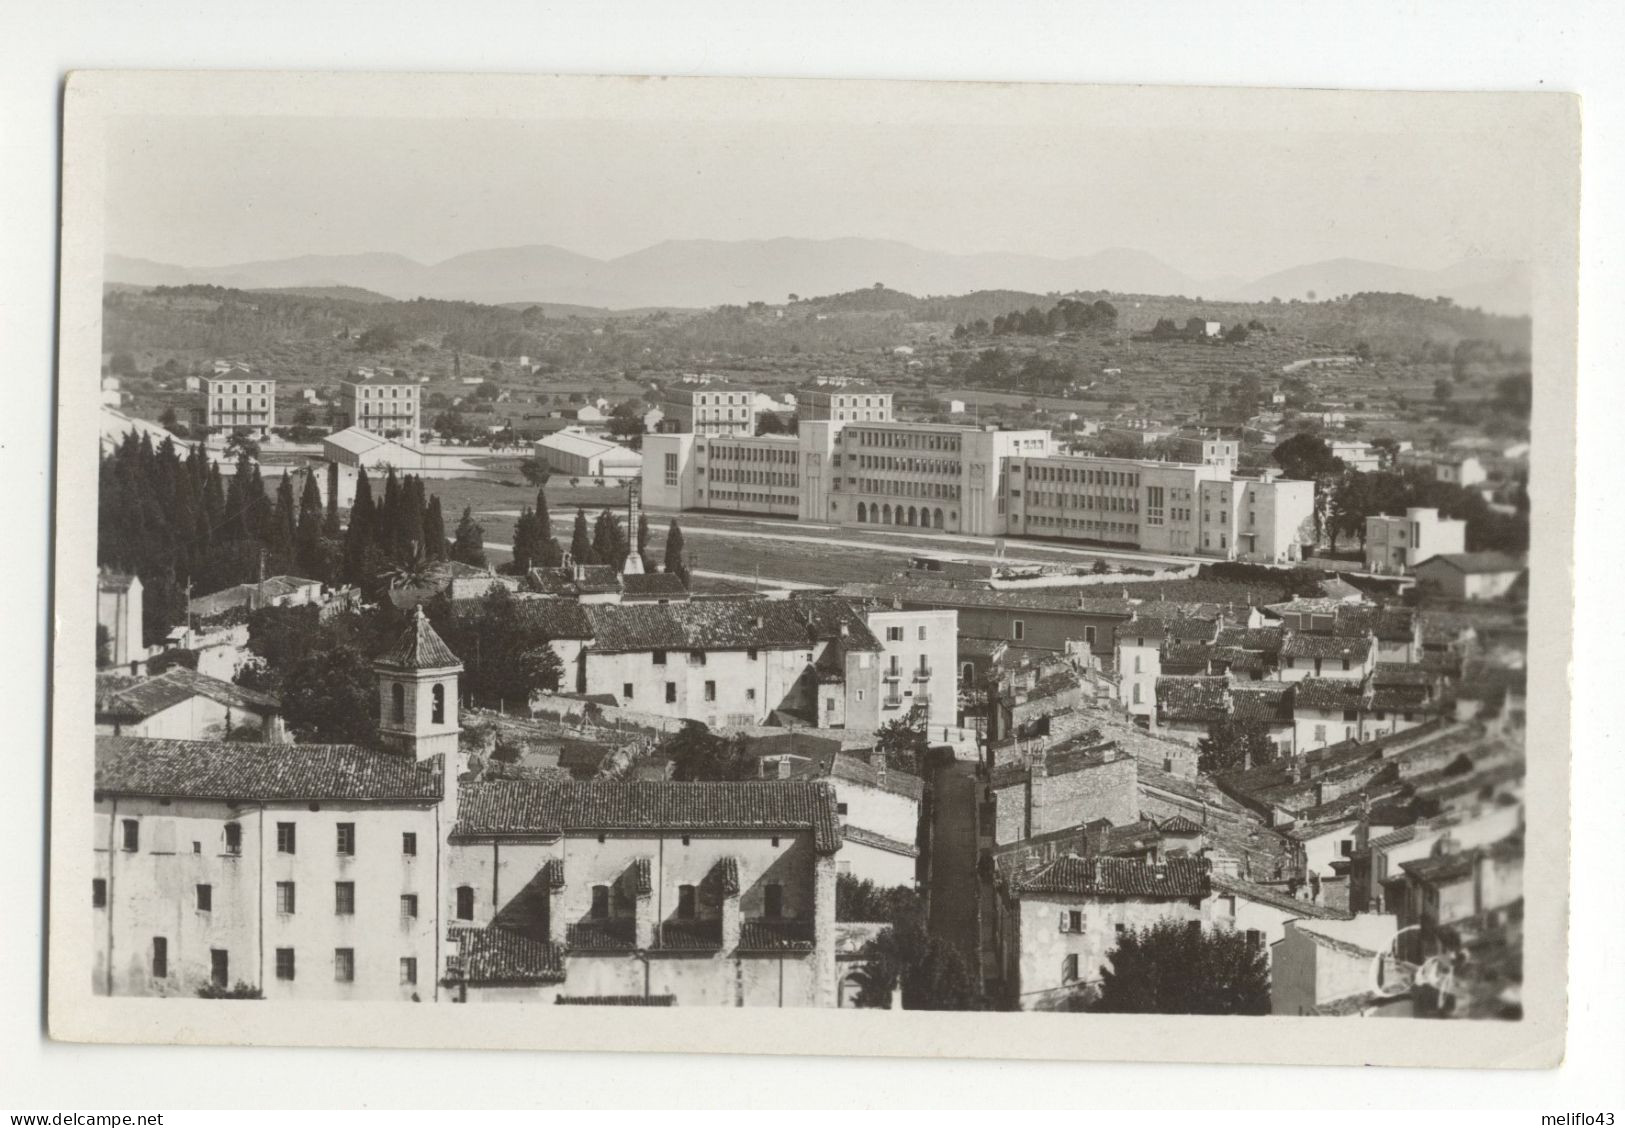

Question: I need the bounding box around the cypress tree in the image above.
[379,469,401,550]
[664,518,689,583]
[296,472,325,579]
[450,505,486,568]
[569,508,593,565]
[423,495,447,561]
[637,514,651,569]
[322,460,341,537]
[511,507,537,572]
[271,473,297,571]
[344,466,375,584]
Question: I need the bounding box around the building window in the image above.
[746,687,757,701]
[400,894,418,921]
[400,958,417,986]
[335,882,355,915]
[886,626,903,642]
[334,949,355,983]
[1245,929,1263,947]
[431,683,446,725]
[223,821,242,855]
[836,802,849,816]
[276,822,296,854]
[688,650,706,666]
[275,948,295,981]
[704,680,716,702]
[456,885,474,921]
[764,883,784,919]
[677,884,697,920]
[151,937,168,979]
[92,878,106,908]
[1069,910,1083,932]
[665,682,676,703]
[664,453,678,487]
[1062,954,1080,983]
[1084,626,1096,646]
[276,881,296,914]
[196,884,212,912]
[622,682,634,700]
[1132,683,1141,705]
[391,682,405,724]
[652,650,666,665]
[1012,620,1025,641]
[918,625,928,641]
[402,832,416,857]
[337,823,356,856]
[210,949,229,988]
[120,819,139,852]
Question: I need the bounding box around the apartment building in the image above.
[655,385,757,436]
[444,778,842,1006]
[93,735,447,1000]
[801,386,894,422]
[861,608,959,732]
[203,374,276,434]
[340,372,422,439]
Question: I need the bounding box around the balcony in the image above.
[882,695,904,710]
[566,919,636,951]
[738,919,815,952]
[913,667,933,682]
[657,919,723,951]
[883,669,902,682]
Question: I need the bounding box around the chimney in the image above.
[839,622,849,637]
[875,753,888,789]
[754,614,765,630]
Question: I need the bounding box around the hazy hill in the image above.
[108,239,1534,316]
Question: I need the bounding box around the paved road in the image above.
[927,758,982,971]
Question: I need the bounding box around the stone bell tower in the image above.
[374,605,464,761]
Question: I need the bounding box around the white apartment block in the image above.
[801,387,894,422]
[1363,507,1467,575]
[642,432,801,517]
[204,375,276,434]
[863,608,959,734]
[656,386,757,436]
[341,374,422,439]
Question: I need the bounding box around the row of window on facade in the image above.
[1016,464,1142,488]
[844,430,962,452]
[116,818,414,858]
[141,937,416,986]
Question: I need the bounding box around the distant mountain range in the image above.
[106,239,1532,316]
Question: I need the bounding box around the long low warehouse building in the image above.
[536,428,643,479]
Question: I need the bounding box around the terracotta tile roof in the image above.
[990,739,1126,790]
[566,920,636,950]
[96,666,281,720]
[840,824,920,858]
[1115,619,1169,644]
[374,607,462,671]
[738,920,816,952]
[658,919,723,950]
[446,926,566,985]
[96,736,441,802]
[453,779,843,853]
[1374,664,1434,686]
[1215,626,1285,653]
[555,994,675,1005]
[1017,855,1211,899]
[1283,632,1374,661]
[1210,874,1352,921]
[1156,676,1230,723]
[528,565,623,596]
[1166,617,1221,642]
[584,596,880,655]
[1332,605,1418,643]
[1160,641,1216,670]
[542,858,565,889]
[1292,679,1366,712]
[1229,684,1293,723]
[621,573,690,600]
[713,856,741,896]
[838,582,1134,618]
[1159,815,1203,835]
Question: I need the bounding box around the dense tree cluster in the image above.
[1090,921,1270,1015]
[338,465,449,598]
[98,432,323,645]
[660,721,755,781]
[954,297,1117,339]
[1197,718,1276,775]
[422,586,565,707]
[236,603,401,744]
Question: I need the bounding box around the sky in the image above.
[104,99,1544,280]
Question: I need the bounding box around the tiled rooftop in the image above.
[453,779,843,854]
[1017,855,1211,899]
[585,595,880,655]
[374,606,463,671]
[96,666,281,720]
[448,925,567,985]
[95,736,442,802]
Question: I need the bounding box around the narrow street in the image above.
[926,757,982,974]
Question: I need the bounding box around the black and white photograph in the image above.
[44,70,1579,1069]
